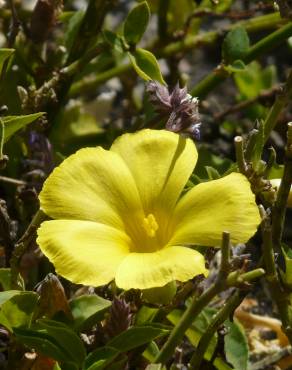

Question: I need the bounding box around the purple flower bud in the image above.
[146,81,201,140]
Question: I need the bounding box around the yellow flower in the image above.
[37,129,260,290]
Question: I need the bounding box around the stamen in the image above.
[142,214,159,238]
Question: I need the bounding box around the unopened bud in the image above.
[30,0,63,43]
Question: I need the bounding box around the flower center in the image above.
[142,213,159,238]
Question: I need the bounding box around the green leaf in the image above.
[145,365,165,370]
[103,30,125,53]
[123,1,150,45]
[143,341,160,362]
[0,48,14,75]
[205,166,221,180]
[234,62,277,99]
[168,309,233,370]
[0,268,24,291]
[224,60,246,73]
[14,327,72,363]
[64,10,85,52]
[128,48,165,84]
[167,0,195,33]
[0,290,22,305]
[69,294,111,331]
[224,319,249,370]
[2,112,44,143]
[222,26,250,64]
[142,281,177,304]
[135,306,159,325]
[14,319,86,365]
[194,146,233,179]
[84,346,119,370]
[107,325,169,353]
[0,291,38,331]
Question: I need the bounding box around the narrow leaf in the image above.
[0,48,14,75]
[124,1,150,45]
[84,346,119,370]
[107,325,169,353]
[2,112,44,143]
[128,49,165,84]
[69,294,111,331]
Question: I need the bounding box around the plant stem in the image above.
[10,209,47,289]
[70,12,286,98]
[154,279,223,364]
[158,0,170,42]
[154,264,265,365]
[162,12,284,57]
[189,290,243,369]
[261,210,292,341]
[226,268,265,286]
[260,123,292,345]
[69,62,130,97]
[0,119,4,160]
[154,232,231,365]
[250,346,292,370]
[0,175,26,186]
[191,19,292,98]
[263,72,292,144]
[272,123,292,253]
[234,136,247,174]
[244,21,292,63]
[190,65,229,101]
[67,0,114,63]
[245,129,259,162]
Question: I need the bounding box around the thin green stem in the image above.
[0,119,4,160]
[154,279,222,364]
[190,65,229,100]
[226,268,265,286]
[189,290,243,369]
[261,210,292,341]
[191,19,292,98]
[69,63,131,97]
[154,232,231,365]
[162,12,284,57]
[234,136,247,174]
[70,12,286,98]
[10,209,47,289]
[245,129,259,162]
[67,0,113,63]
[263,72,292,144]
[158,0,170,42]
[220,231,231,273]
[272,123,292,252]
[154,265,265,365]
[244,22,292,63]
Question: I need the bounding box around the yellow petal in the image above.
[170,173,260,247]
[110,129,197,213]
[39,147,143,230]
[115,246,207,290]
[37,220,130,286]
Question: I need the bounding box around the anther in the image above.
[142,214,159,238]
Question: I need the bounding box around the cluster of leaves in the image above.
[0,0,291,369]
